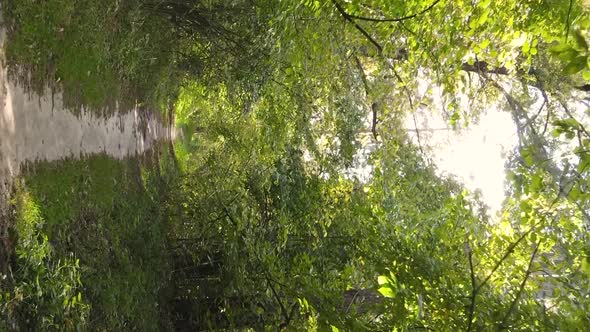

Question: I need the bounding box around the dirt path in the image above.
[0,27,174,207]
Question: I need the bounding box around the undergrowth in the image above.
[2,0,179,115]
[0,151,177,331]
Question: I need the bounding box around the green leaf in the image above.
[378,275,389,285]
[477,0,491,8]
[578,153,590,173]
[555,118,580,129]
[522,41,531,54]
[552,128,563,137]
[564,55,588,75]
[450,111,460,127]
[582,257,590,277]
[530,174,543,191]
[479,39,490,49]
[478,8,490,26]
[522,148,534,167]
[573,29,589,51]
[580,16,590,29]
[549,42,573,54]
[550,43,580,62]
[568,184,581,200]
[378,286,395,298]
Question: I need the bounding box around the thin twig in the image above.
[565,0,574,40]
[543,100,551,136]
[466,242,477,332]
[265,273,291,326]
[334,1,418,142]
[412,112,425,155]
[331,0,383,53]
[559,99,590,139]
[465,222,541,332]
[532,72,551,136]
[499,240,541,329]
[335,0,442,23]
[354,56,379,139]
[476,227,536,294]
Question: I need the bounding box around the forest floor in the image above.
[0,18,174,235]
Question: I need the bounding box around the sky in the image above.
[406,108,518,216]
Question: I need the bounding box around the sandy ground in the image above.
[0,25,174,209]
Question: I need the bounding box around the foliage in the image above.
[2,153,175,331]
[2,0,179,113]
[162,0,590,329]
[1,183,88,331]
[3,0,590,330]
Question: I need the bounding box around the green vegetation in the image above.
[1,184,88,331]
[3,0,178,113]
[1,152,176,330]
[2,0,590,330]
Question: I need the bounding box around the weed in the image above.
[2,153,174,330]
[0,183,89,330]
[2,0,179,115]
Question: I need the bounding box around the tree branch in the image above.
[466,242,477,332]
[499,240,541,329]
[461,61,510,75]
[465,225,538,331]
[412,112,425,155]
[565,0,574,40]
[265,273,291,327]
[531,74,551,136]
[336,0,442,23]
[331,0,383,53]
[354,56,379,139]
[461,61,589,92]
[559,99,590,139]
[476,227,535,294]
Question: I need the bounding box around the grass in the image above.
[1,150,177,330]
[2,0,180,115]
[1,184,89,331]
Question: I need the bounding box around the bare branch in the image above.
[371,102,379,140]
[499,240,541,329]
[353,56,379,139]
[476,227,535,294]
[466,242,477,332]
[265,273,291,326]
[412,112,425,155]
[461,61,510,75]
[331,0,383,53]
[336,0,442,23]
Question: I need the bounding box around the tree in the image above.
[160,0,590,329]
[7,0,590,329]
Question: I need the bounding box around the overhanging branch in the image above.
[338,0,442,23]
[332,0,383,53]
[354,56,379,139]
[499,240,541,330]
